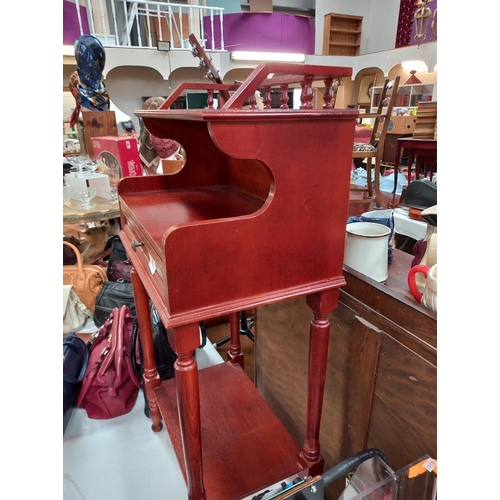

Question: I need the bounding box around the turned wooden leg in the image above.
[299,289,339,477]
[408,151,416,180]
[173,322,206,500]
[366,157,373,199]
[130,268,163,432]
[391,145,403,207]
[374,157,382,209]
[227,311,244,368]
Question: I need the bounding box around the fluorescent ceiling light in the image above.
[231,51,305,63]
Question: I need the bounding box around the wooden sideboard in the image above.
[255,249,437,499]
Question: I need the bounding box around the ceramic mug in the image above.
[408,263,437,312]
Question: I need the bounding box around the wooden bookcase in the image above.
[322,13,363,56]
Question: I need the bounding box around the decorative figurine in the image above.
[74,35,110,112]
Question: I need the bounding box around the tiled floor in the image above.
[63,340,225,500]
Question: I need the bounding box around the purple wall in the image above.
[63,0,90,45]
[203,12,315,54]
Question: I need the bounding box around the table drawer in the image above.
[121,223,167,300]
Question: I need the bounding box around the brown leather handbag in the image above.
[63,241,108,312]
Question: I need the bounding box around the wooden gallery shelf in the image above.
[118,62,358,500]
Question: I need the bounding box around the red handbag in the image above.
[76,306,142,419]
[110,260,133,282]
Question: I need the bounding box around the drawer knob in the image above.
[131,240,144,251]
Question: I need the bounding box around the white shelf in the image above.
[370,83,435,113]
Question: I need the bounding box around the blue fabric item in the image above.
[380,172,408,196]
[74,35,110,111]
[351,167,382,187]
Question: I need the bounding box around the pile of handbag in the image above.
[63,240,107,334]
[62,302,177,426]
[63,237,136,333]
[94,236,135,327]
[62,236,205,426]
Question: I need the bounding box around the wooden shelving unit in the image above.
[120,62,358,500]
[322,13,363,56]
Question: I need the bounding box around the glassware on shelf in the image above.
[67,155,90,173]
[107,185,119,203]
[106,163,120,202]
[73,189,97,210]
[84,156,99,176]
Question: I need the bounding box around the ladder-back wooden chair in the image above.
[351,75,401,208]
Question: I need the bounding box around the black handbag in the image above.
[131,304,178,417]
[63,332,89,434]
[131,303,178,382]
[94,280,136,327]
[131,303,187,418]
[130,303,207,417]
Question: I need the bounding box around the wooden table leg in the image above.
[227,311,244,368]
[390,142,405,207]
[172,322,207,500]
[130,268,163,432]
[299,288,339,477]
[366,158,373,199]
[408,150,416,180]
[374,158,381,208]
[393,143,403,196]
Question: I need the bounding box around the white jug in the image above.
[344,222,391,282]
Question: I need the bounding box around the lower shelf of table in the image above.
[155,361,306,500]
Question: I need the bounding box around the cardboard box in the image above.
[64,171,112,200]
[91,136,143,184]
[387,116,417,135]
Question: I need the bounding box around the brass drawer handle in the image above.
[131,240,144,252]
